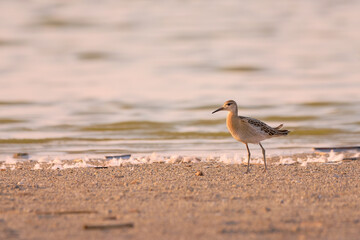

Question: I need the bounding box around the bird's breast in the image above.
[226,113,264,144]
[226,114,244,141]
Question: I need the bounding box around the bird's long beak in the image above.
[212,107,224,114]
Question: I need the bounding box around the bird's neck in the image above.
[227,110,238,119]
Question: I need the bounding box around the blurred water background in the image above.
[0,0,359,159]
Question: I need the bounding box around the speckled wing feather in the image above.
[240,117,289,136]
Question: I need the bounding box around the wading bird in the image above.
[212,100,289,172]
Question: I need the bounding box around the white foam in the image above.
[276,151,347,165]
[218,153,267,165]
[327,151,344,163]
[0,150,357,170]
[38,156,52,163]
[306,155,327,163]
[33,163,42,170]
[51,157,63,164]
[182,156,193,163]
[168,155,181,164]
[5,157,18,165]
[277,157,297,165]
[149,152,165,163]
[104,155,138,166]
[107,158,122,167]
[219,154,243,164]
[63,159,95,169]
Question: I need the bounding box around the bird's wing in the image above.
[239,116,278,136]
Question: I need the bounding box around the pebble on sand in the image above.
[195,170,204,176]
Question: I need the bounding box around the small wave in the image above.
[178,119,224,126]
[0,137,112,144]
[217,65,264,72]
[0,118,25,124]
[153,131,229,139]
[261,115,318,122]
[0,38,23,47]
[81,121,173,131]
[0,101,34,106]
[300,101,349,107]
[290,128,348,136]
[77,51,112,61]
[184,104,221,111]
[184,104,272,111]
[33,17,93,28]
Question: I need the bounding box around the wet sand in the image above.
[1,156,359,240]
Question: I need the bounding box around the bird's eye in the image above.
[227,103,231,106]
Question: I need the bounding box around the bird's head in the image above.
[212,100,238,114]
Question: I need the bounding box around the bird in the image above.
[212,100,290,173]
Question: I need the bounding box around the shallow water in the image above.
[0,1,359,159]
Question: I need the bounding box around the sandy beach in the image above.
[1,154,359,240]
[2,1,360,240]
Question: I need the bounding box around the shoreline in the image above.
[1,151,359,170]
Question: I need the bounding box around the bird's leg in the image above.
[259,142,267,172]
[245,143,251,173]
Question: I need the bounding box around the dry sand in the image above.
[1,155,359,240]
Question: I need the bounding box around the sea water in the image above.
[0,1,359,161]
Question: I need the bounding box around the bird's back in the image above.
[226,113,289,144]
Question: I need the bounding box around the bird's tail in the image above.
[276,129,290,136]
[273,124,290,135]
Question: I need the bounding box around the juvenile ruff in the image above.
[212,100,289,172]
